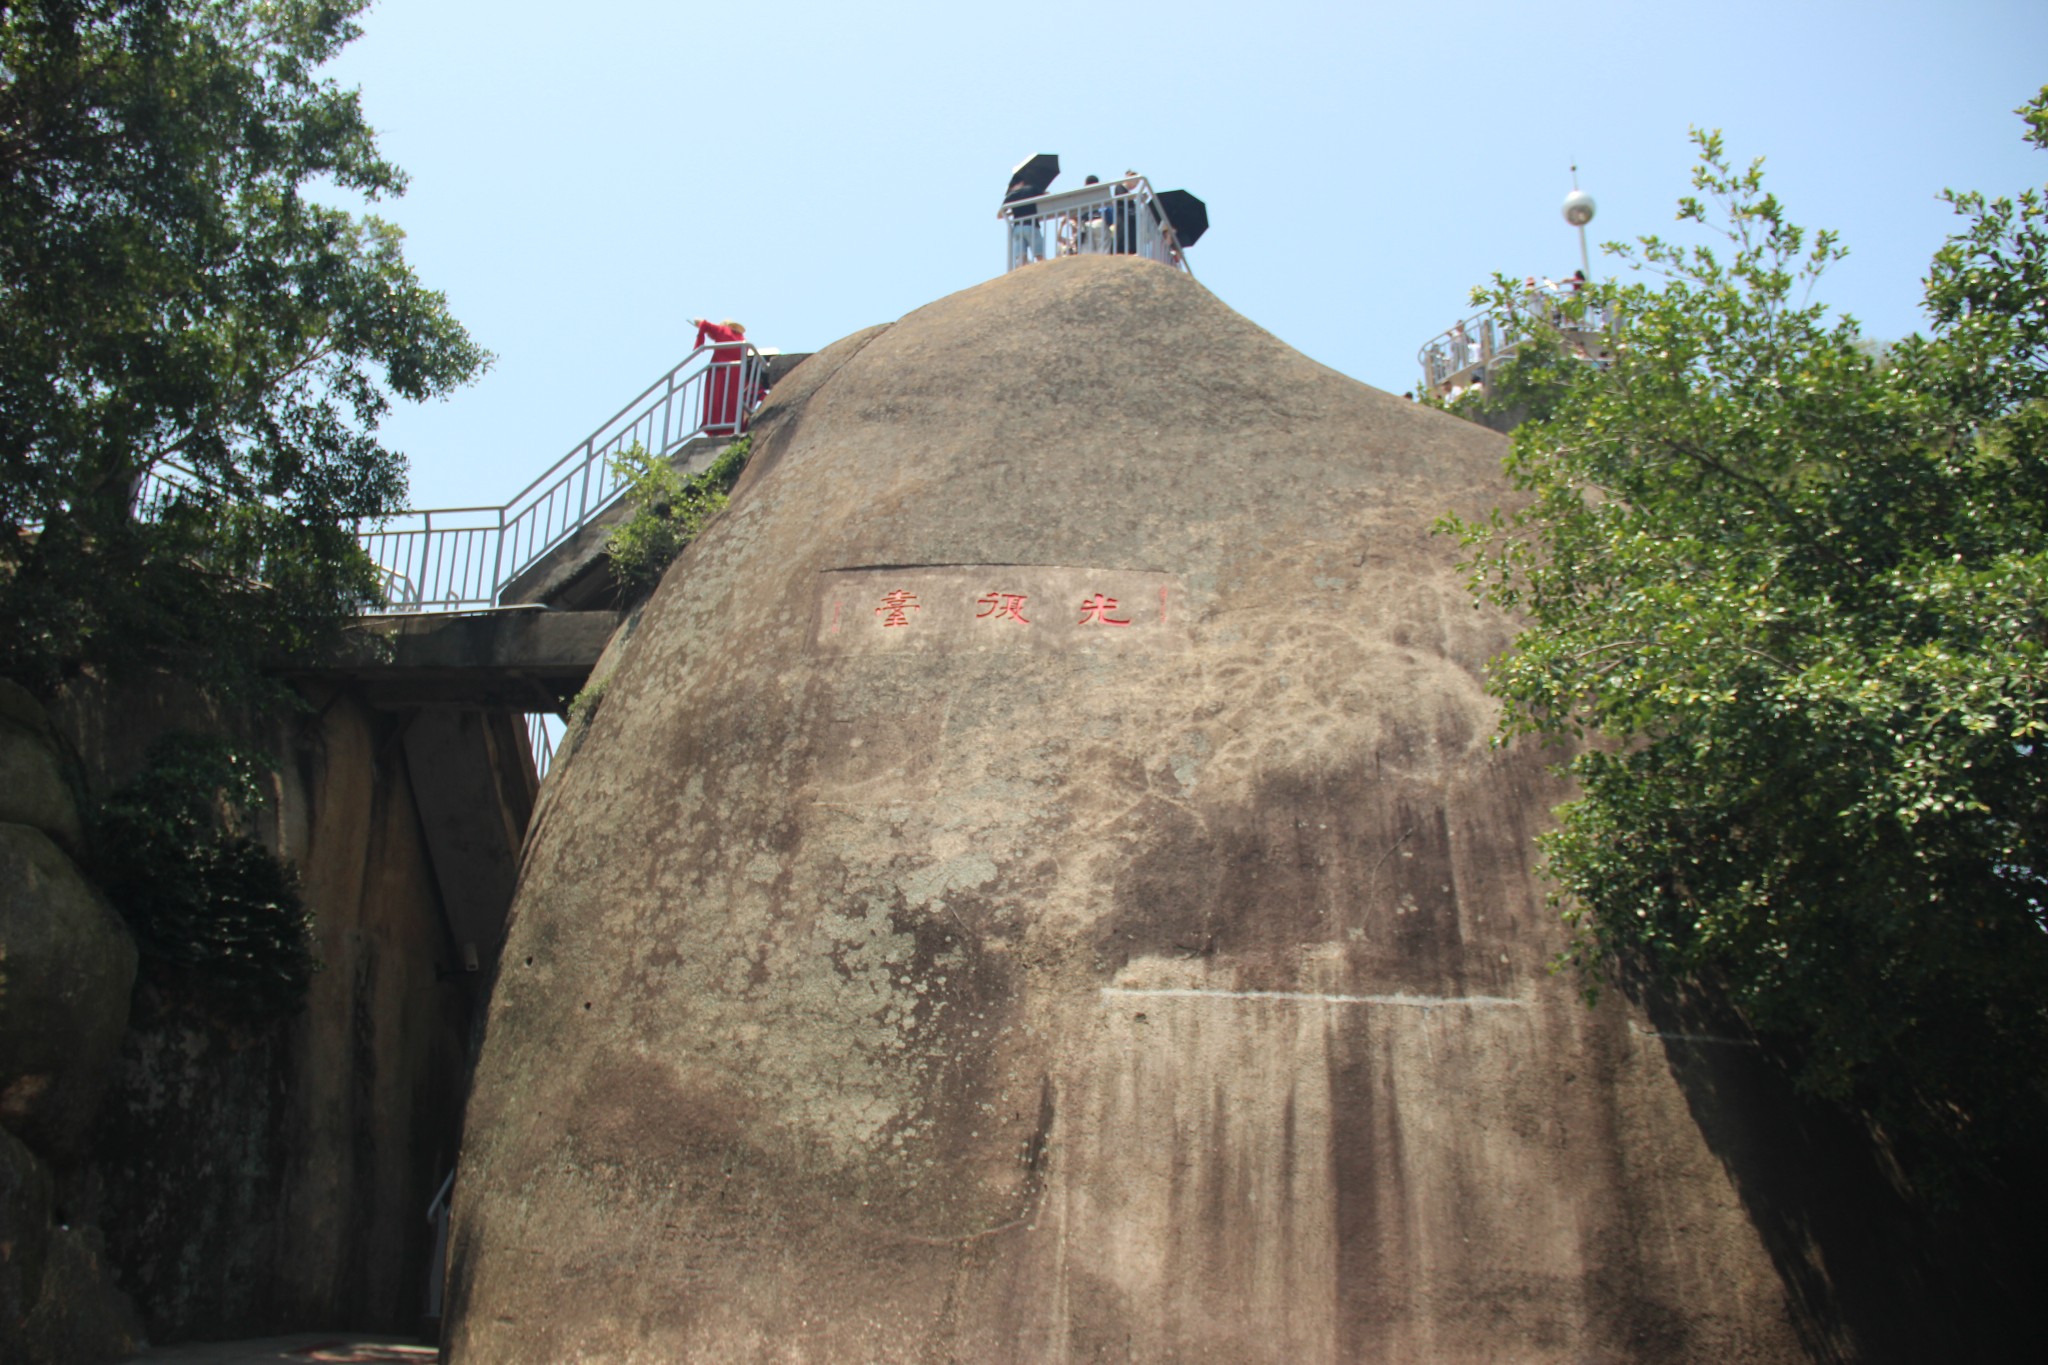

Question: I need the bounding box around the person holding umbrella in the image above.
[1002,154,1058,270]
[1153,188,1209,268]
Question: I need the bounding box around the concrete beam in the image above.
[298,609,618,711]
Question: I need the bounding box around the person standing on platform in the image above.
[1111,171,1139,253]
[693,318,750,436]
[1003,178,1047,269]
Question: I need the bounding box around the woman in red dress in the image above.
[693,318,750,435]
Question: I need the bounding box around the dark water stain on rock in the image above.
[1100,762,1508,999]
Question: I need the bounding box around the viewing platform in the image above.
[1418,280,1613,399]
[1000,175,1194,274]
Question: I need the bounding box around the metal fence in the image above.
[1417,284,1612,397]
[1001,177,1190,275]
[128,423,602,777]
[360,343,763,612]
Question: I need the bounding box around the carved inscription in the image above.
[814,566,1188,657]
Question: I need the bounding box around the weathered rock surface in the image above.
[445,258,1957,1361]
[0,680,84,852]
[1,1124,54,1355]
[19,1222,144,1364]
[65,684,476,1343]
[0,823,137,1158]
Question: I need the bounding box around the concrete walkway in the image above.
[120,1337,437,1364]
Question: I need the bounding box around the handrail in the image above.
[356,342,762,614]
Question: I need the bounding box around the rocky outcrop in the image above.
[0,680,84,853]
[17,1223,144,1363]
[66,682,477,1343]
[0,671,492,1355]
[0,683,140,1363]
[0,1126,54,1348]
[445,257,1829,1362]
[0,824,138,1160]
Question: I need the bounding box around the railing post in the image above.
[488,504,507,606]
[660,370,674,455]
[577,441,593,526]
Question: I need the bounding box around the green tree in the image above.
[1444,93,2048,1172]
[0,0,488,694]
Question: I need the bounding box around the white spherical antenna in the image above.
[1562,188,1596,227]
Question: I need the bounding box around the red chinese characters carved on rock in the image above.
[976,592,1031,624]
[1077,593,1131,626]
[875,590,921,627]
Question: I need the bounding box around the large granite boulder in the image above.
[447,258,1808,1362]
[0,824,137,1158]
[0,681,83,853]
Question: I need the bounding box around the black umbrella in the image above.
[1005,153,1059,200]
[1155,189,1209,247]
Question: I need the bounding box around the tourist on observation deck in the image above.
[1111,172,1139,254]
[693,318,751,436]
[1003,181,1047,269]
[1071,176,1107,254]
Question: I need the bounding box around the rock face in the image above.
[0,679,83,854]
[17,1223,144,1363]
[1,1125,54,1347]
[448,258,1807,1362]
[64,682,478,1342]
[0,822,137,1159]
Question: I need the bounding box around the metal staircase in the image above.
[359,342,764,614]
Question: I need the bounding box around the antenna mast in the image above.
[1562,164,1596,281]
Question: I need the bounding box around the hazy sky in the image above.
[325,0,2048,510]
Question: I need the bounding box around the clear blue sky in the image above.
[326,0,2048,510]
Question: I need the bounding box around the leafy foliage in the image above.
[0,0,488,694]
[1442,95,2048,1170]
[605,436,750,591]
[93,733,317,1020]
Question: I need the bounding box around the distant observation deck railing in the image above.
[130,459,217,520]
[359,342,763,613]
[1001,176,1191,275]
[1417,282,1613,398]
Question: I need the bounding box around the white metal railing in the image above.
[359,342,763,613]
[131,459,216,520]
[1418,283,1612,396]
[526,711,559,780]
[1001,176,1191,275]
[131,448,585,773]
